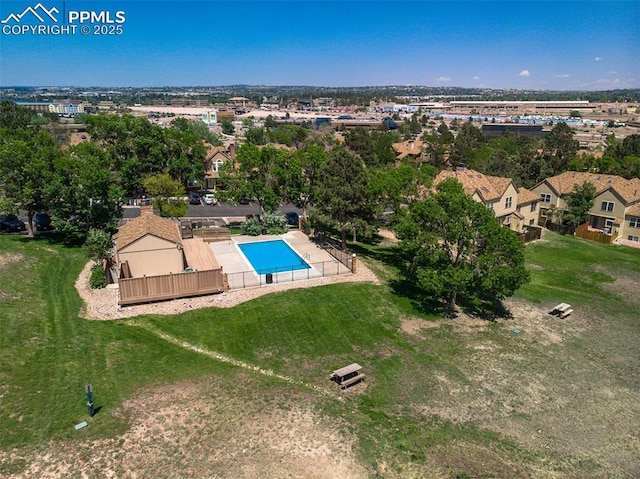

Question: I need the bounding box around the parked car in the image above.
[202,193,218,205]
[35,212,52,231]
[285,211,299,226]
[0,214,27,232]
[188,193,201,205]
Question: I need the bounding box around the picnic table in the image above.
[329,363,365,389]
[549,303,573,318]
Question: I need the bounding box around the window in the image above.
[531,202,537,212]
[486,202,493,210]
[630,217,640,228]
[601,201,614,212]
[628,235,639,242]
[505,197,513,208]
[504,214,511,225]
[540,193,551,203]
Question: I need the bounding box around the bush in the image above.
[241,216,263,236]
[89,264,107,289]
[262,212,286,235]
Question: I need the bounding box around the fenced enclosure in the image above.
[575,223,619,244]
[226,259,351,290]
[119,269,226,306]
[517,226,542,243]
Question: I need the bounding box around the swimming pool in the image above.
[238,239,310,275]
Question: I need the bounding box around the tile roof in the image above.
[541,171,640,205]
[114,214,181,252]
[517,187,540,205]
[434,169,514,202]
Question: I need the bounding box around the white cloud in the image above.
[519,70,530,77]
[609,70,617,74]
[435,76,451,82]
[473,76,480,80]
[595,56,602,61]
[556,73,570,78]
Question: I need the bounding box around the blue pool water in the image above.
[238,240,310,275]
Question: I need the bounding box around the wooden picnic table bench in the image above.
[329,363,365,389]
[559,308,574,319]
[550,303,571,315]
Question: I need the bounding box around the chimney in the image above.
[228,143,237,158]
[140,204,154,216]
[408,140,414,151]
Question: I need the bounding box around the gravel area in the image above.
[76,259,380,320]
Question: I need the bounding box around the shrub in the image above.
[241,216,263,236]
[262,212,286,235]
[89,264,107,289]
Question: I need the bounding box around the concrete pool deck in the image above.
[209,230,352,289]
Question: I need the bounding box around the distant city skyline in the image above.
[1,1,638,90]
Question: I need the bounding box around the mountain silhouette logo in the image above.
[1,3,59,24]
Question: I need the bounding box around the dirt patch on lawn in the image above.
[1,375,369,479]
[600,273,640,306]
[0,253,22,269]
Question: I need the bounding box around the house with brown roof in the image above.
[531,171,640,243]
[204,144,232,191]
[392,139,424,166]
[515,187,540,231]
[433,168,523,232]
[113,210,185,278]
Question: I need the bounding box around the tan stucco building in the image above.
[114,212,185,278]
[530,171,640,242]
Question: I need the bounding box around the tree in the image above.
[0,100,32,129]
[396,178,529,315]
[314,145,375,249]
[141,172,186,217]
[219,144,286,213]
[85,228,114,263]
[0,127,59,236]
[544,122,579,172]
[563,181,596,226]
[49,142,124,234]
[220,119,235,136]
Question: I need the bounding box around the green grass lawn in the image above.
[1,231,639,478]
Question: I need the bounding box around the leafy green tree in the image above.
[219,144,285,213]
[451,121,485,164]
[280,144,327,216]
[314,145,374,249]
[544,122,579,172]
[0,100,32,129]
[85,228,114,263]
[397,178,529,315]
[171,117,222,146]
[49,142,124,233]
[220,119,235,136]
[0,127,59,236]
[563,181,596,226]
[141,172,186,217]
[244,126,267,145]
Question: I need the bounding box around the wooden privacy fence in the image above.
[517,226,542,244]
[119,269,226,306]
[545,220,576,236]
[575,223,619,244]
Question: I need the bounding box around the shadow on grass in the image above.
[19,231,86,248]
[458,296,513,321]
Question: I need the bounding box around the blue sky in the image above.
[1,1,638,90]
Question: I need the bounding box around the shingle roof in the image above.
[627,203,640,216]
[434,169,514,202]
[541,171,640,205]
[392,139,423,159]
[114,214,181,252]
[517,187,540,205]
